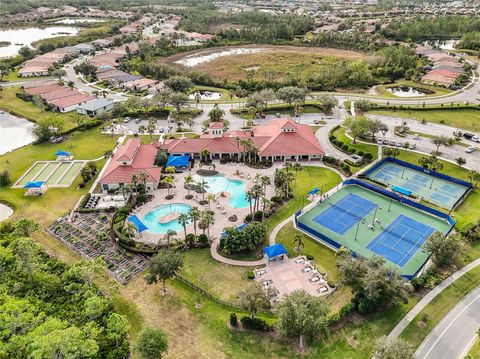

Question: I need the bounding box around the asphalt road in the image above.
[416,285,480,359]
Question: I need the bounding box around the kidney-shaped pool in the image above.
[142,203,192,234]
[193,174,250,209]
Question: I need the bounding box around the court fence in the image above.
[362,157,472,189]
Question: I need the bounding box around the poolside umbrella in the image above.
[166,155,190,168]
[127,215,148,233]
[221,223,248,237]
[55,150,72,157]
[308,187,320,196]
[263,243,288,261]
[23,181,45,189]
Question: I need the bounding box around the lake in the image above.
[175,47,265,67]
[54,18,104,24]
[0,111,36,155]
[422,39,458,50]
[0,26,79,58]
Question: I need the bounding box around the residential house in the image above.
[77,98,115,116]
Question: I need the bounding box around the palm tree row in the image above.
[246,174,272,221]
[177,206,215,240]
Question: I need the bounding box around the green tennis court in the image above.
[297,184,452,278]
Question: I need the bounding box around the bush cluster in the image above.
[240,316,273,331]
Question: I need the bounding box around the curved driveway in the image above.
[416,284,480,359]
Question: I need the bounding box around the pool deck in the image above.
[133,163,277,245]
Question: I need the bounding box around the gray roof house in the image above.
[77,98,114,116]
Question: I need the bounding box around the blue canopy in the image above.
[23,181,45,189]
[308,187,320,196]
[237,223,248,230]
[127,215,148,233]
[55,150,71,156]
[392,186,412,197]
[263,243,288,259]
[166,155,189,168]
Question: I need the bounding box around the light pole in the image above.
[371,205,378,227]
[354,218,360,241]
[320,182,325,197]
[388,198,393,212]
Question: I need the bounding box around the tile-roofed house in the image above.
[24,84,63,96]
[41,88,78,102]
[49,94,96,112]
[161,118,324,162]
[99,138,162,192]
[122,78,157,91]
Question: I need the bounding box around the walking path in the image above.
[387,257,480,340]
[416,284,480,359]
[209,239,265,267]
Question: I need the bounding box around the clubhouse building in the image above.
[99,119,324,192]
[161,118,324,162]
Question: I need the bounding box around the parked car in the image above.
[376,139,383,145]
[124,117,131,123]
[275,113,281,118]
[135,118,141,124]
[383,139,389,145]
[465,146,476,153]
[463,133,474,140]
[472,136,480,143]
[412,133,419,140]
[159,128,164,133]
[389,139,396,146]
[409,143,416,150]
[395,141,402,147]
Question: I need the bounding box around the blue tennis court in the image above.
[313,193,376,235]
[367,215,435,267]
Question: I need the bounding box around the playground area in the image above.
[296,183,453,278]
[12,161,86,188]
[364,158,471,210]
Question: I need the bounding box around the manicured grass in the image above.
[180,248,257,301]
[331,126,378,160]
[0,128,115,226]
[400,265,480,349]
[265,166,342,235]
[466,336,480,358]
[368,108,480,132]
[0,87,79,129]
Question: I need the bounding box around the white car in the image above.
[465,146,476,153]
[412,134,419,140]
[472,136,480,143]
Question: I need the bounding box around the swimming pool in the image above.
[142,203,192,234]
[193,174,250,209]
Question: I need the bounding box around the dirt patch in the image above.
[417,321,427,329]
[159,45,366,82]
[347,334,360,348]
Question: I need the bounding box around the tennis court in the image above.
[313,193,376,235]
[296,183,452,278]
[366,161,469,209]
[367,215,435,267]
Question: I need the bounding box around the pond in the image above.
[53,18,105,24]
[385,86,433,98]
[188,90,223,100]
[0,26,79,58]
[175,47,265,68]
[422,39,458,51]
[0,111,36,155]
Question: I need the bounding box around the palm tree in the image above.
[138,171,148,192]
[120,184,132,203]
[293,234,304,252]
[251,184,264,212]
[188,207,201,237]
[130,173,139,197]
[247,106,256,128]
[260,175,271,197]
[283,162,293,197]
[467,170,480,189]
[292,162,303,193]
[197,180,210,202]
[161,176,174,196]
[261,197,272,222]
[165,229,177,247]
[200,211,214,238]
[200,148,211,163]
[246,190,255,216]
[177,213,190,240]
[228,89,235,109]
[184,175,193,197]
[206,193,216,211]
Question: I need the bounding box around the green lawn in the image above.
[0,87,79,130]
[466,337,480,359]
[331,126,378,161]
[265,166,342,235]
[180,248,257,301]
[400,265,480,349]
[368,108,480,132]
[0,128,115,226]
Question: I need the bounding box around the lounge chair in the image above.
[317,286,329,293]
[309,275,321,283]
[294,258,305,264]
[302,267,312,273]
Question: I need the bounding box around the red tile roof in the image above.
[25,84,63,96]
[162,118,324,157]
[50,94,96,108]
[99,139,161,185]
[41,88,78,101]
